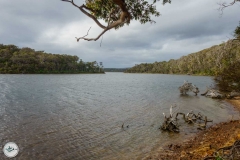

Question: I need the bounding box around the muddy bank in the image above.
[144,97,240,160]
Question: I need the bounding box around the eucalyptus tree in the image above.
[61,0,171,41]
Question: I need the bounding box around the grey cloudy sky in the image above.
[0,0,239,68]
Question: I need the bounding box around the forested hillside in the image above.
[125,40,240,91]
[0,44,104,74]
[125,40,240,76]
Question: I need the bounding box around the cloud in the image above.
[0,0,239,67]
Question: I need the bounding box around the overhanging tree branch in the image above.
[62,0,131,42]
[62,0,107,29]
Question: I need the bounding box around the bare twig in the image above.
[218,0,240,15]
[75,27,91,42]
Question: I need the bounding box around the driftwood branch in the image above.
[175,111,212,129]
[161,107,213,133]
[179,81,199,95]
[160,106,180,132]
[201,87,225,99]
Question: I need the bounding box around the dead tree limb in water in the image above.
[175,111,212,127]
[161,106,212,132]
[201,89,209,96]
[179,81,199,95]
[201,87,224,99]
[160,105,180,132]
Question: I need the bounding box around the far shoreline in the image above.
[123,72,213,76]
[0,72,105,75]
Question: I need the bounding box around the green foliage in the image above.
[234,21,240,40]
[216,156,223,160]
[85,0,170,29]
[216,60,240,91]
[0,44,104,74]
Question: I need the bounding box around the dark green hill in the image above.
[0,44,104,74]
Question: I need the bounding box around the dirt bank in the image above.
[144,97,240,160]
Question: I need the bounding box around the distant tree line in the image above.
[125,40,240,91]
[0,44,104,74]
[104,68,128,72]
[125,40,240,75]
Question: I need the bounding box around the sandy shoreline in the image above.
[143,97,240,160]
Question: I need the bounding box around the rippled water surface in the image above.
[0,73,238,159]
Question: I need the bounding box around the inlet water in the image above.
[0,73,238,159]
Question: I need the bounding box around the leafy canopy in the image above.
[85,0,171,29]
